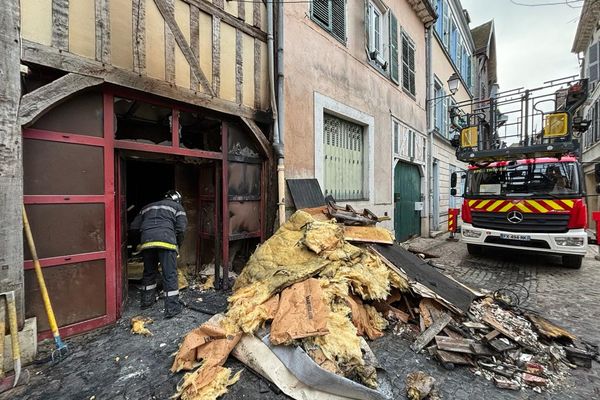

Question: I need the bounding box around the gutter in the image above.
[267,0,286,226]
[426,26,434,235]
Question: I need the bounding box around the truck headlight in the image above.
[555,237,584,246]
[463,229,482,238]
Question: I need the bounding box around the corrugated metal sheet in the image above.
[287,179,325,210]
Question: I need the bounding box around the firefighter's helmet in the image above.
[165,190,182,203]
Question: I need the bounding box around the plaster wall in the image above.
[283,0,428,232]
[431,36,469,230]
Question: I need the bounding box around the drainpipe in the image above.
[426,26,434,235]
[267,1,286,226]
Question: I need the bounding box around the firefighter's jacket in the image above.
[130,199,187,252]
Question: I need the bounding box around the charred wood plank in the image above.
[435,336,492,356]
[411,313,452,353]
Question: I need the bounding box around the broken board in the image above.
[372,244,478,313]
[343,226,394,244]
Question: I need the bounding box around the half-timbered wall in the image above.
[20,0,270,116]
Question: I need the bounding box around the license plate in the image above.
[500,233,531,241]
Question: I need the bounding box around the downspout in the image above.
[267,0,286,226]
[426,26,434,235]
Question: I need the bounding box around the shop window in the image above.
[114,97,172,145]
[178,111,222,152]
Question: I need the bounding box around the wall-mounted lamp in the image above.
[427,73,461,103]
[447,72,460,95]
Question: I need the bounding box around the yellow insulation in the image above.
[176,365,241,400]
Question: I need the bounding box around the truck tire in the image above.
[562,254,583,269]
[467,244,483,256]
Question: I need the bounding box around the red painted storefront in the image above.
[23,88,269,338]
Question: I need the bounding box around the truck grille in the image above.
[471,211,570,233]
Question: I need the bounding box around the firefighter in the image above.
[130,190,188,318]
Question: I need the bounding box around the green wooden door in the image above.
[394,162,421,242]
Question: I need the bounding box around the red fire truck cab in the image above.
[460,157,587,268]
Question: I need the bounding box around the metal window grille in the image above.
[311,0,346,43]
[323,114,365,201]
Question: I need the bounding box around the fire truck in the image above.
[450,78,592,268]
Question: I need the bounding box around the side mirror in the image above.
[450,172,457,188]
[450,188,457,196]
[595,164,600,183]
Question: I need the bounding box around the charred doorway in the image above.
[117,154,210,306]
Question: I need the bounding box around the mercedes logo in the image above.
[507,211,524,224]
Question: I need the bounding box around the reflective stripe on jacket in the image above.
[130,199,187,252]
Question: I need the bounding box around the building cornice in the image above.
[572,0,600,53]
[407,0,438,27]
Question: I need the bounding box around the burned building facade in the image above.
[0,0,273,340]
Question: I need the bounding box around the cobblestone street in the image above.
[398,234,600,399]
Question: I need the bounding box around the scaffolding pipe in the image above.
[267,1,286,226]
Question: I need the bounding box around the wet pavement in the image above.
[5,237,600,400]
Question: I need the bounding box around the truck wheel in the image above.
[562,255,583,269]
[467,244,483,256]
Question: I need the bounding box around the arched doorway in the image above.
[394,161,421,242]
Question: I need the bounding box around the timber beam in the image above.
[19,73,104,127]
[21,40,271,124]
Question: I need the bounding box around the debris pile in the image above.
[169,209,595,400]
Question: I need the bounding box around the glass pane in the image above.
[229,162,261,197]
[23,139,104,195]
[24,204,105,259]
[25,260,106,332]
[179,112,221,151]
[229,201,260,235]
[114,97,172,145]
[32,91,103,137]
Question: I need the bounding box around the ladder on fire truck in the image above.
[450,77,591,164]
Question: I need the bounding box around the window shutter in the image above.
[402,34,409,89]
[389,12,399,84]
[589,42,599,87]
[408,44,415,94]
[312,0,330,26]
[331,0,346,42]
[365,2,371,51]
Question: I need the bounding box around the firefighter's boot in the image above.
[141,284,157,309]
[164,290,182,318]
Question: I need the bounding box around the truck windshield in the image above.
[465,162,580,197]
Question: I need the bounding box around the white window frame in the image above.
[367,0,388,65]
[315,92,374,203]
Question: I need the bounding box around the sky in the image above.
[460,0,585,142]
[461,0,584,92]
